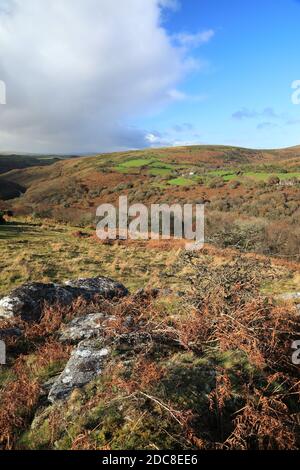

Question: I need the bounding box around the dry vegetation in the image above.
[0,252,299,450]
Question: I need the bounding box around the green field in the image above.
[207,169,300,182]
[116,158,154,169]
[245,171,300,181]
[167,177,196,186]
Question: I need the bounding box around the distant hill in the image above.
[0,153,82,199]
[0,153,81,175]
[0,143,299,259]
[0,179,25,200]
[0,155,57,174]
[0,143,299,219]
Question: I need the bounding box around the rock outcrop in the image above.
[0,277,128,322]
[58,312,115,344]
[279,292,300,302]
[48,339,110,403]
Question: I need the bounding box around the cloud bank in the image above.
[0,0,210,153]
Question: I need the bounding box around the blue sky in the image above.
[0,0,299,152]
[137,0,300,149]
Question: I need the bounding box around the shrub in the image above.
[268,175,280,186]
[228,180,241,189]
[208,177,225,189]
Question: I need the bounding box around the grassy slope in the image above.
[0,154,63,175]
[0,217,299,297]
[0,218,187,295]
[0,154,82,200]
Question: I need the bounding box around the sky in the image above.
[0,0,299,153]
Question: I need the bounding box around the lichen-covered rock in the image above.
[114,332,154,353]
[64,277,128,299]
[58,312,115,344]
[48,339,110,403]
[0,277,128,322]
[0,283,75,322]
[114,332,181,353]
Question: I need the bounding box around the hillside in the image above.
[0,154,63,175]
[2,144,300,199]
[0,153,82,200]
[0,179,25,200]
[1,144,299,261]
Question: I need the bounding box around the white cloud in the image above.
[232,107,281,120]
[158,0,180,11]
[0,0,205,153]
[174,29,215,48]
[166,89,187,101]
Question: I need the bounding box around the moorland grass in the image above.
[0,218,187,295]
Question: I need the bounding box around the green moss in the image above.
[19,417,53,450]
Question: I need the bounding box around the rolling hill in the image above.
[0,144,300,260]
[0,153,82,199]
[0,154,62,175]
[1,143,300,198]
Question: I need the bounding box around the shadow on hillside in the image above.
[0,221,39,240]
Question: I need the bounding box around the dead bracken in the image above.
[0,252,299,450]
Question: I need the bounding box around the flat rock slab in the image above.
[58,312,115,344]
[0,277,128,322]
[64,278,127,298]
[48,339,110,403]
